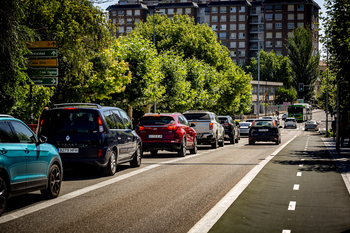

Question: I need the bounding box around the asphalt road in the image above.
[1,110,348,233]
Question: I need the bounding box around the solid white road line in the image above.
[188,131,301,233]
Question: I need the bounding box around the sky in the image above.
[93,0,327,57]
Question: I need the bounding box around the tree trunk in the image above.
[144,104,152,114]
[127,105,133,120]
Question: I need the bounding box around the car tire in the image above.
[104,151,117,176]
[190,138,197,154]
[305,129,308,131]
[235,134,239,143]
[0,177,8,216]
[178,137,186,157]
[219,133,225,147]
[130,144,142,167]
[150,150,158,156]
[41,164,62,198]
[230,136,235,144]
[211,137,219,149]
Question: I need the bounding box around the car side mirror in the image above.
[190,123,196,127]
[38,135,47,143]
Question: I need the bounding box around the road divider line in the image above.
[188,131,300,233]
[288,201,296,210]
[297,172,302,177]
[293,184,300,190]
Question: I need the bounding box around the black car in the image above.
[249,119,282,145]
[37,103,142,176]
[218,116,240,144]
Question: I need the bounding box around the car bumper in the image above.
[196,133,216,144]
[284,124,296,128]
[142,142,182,151]
[249,134,279,142]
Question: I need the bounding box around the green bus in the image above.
[288,103,312,122]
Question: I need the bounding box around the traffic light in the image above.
[299,83,304,92]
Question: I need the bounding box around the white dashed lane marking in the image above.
[293,184,300,190]
[288,201,296,210]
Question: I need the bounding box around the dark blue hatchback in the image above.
[37,103,142,176]
[0,115,62,216]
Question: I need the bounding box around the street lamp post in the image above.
[152,9,161,113]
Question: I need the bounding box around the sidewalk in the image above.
[322,137,350,194]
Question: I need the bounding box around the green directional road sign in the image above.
[31,77,58,85]
[28,49,58,58]
[30,68,58,76]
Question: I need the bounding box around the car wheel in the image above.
[219,133,225,147]
[230,135,235,144]
[0,177,8,215]
[41,164,62,198]
[178,137,186,157]
[276,139,280,145]
[305,129,308,131]
[150,150,158,156]
[211,137,219,149]
[104,151,117,176]
[190,138,197,154]
[130,144,142,167]
[235,134,239,143]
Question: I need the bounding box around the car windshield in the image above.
[307,121,316,124]
[253,121,274,127]
[218,117,229,123]
[40,110,98,134]
[139,116,175,125]
[183,113,210,120]
[240,123,251,127]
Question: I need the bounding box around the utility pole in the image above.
[257,50,260,118]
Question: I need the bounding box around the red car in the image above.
[136,113,197,156]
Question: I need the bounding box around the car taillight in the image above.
[209,122,213,130]
[40,119,43,126]
[98,149,103,157]
[98,116,105,133]
[167,125,178,130]
[138,126,145,131]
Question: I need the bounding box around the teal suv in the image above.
[0,115,62,216]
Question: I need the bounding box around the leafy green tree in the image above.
[316,69,337,115]
[286,26,320,101]
[320,0,350,112]
[276,87,297,104]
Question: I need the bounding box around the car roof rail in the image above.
[49,103,102,109]
[0,114,14,118]
[183,110,210,113]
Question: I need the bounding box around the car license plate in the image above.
[259,129,268,132]
[59,148,79,153]
[149,135,162,138]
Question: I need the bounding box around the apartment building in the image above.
[106,0,320,64]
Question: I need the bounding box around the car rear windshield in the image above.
[252,121,274,127]
[39,109,98,134]
[139,116,175,125]
[183,113,210,120]
[218,117,228,123]
[240,123,251,127]
[285,118,295,122]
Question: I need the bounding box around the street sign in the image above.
[28,49,58,58]
[30,68,58,76]
[26,41,57,48]
[31,77,58,85]
[28,59,58,67]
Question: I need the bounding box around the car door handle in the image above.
[24,148,29,154]
[1,148,7,154]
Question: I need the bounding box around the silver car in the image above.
[284,117,297,129]
[305,120,319,131]
[239,122,252,135]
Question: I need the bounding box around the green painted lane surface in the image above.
[209,134,350,233]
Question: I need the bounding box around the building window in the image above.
[275,23,282,29]
[230,42,236,48]
[135,10,140,16]
[126,19,132,24]
[230,32,236,39]
[297,5,304,11]
[212,16,218,22]
[265,5,273,11]
[276,41,282,47]
[297,22,304,28]
[239,42,245,48]
[118,10,124,16]
[220,7,226,13]
[275,5,282,10]
[221,42,226,46]
[238,50,245,57]
[126,10,132,16]
[266,32,273,38]
[119,27,124,33]
[239,32,245,39]
[239,24,245,30]
[113,19,116,24]
[230,24,236,30]
[266,41,272,47]
[135,18,140,24]
[159,9,166,14]
[112,11,117,16]
[266,23,273,30]
[288,5,294,11]
[185,8,191,14]
[288,23,294,29]
[220,16,226,22]
[219,33,226,38]
[276,32,282,38]
[230,7,236,12]
[230,15,236,21]
[230,51,236,57]
[275,50,283,55]
[118,19,124,25]
[220,24,227,30]
[288,32,294,38]
[275,14,282,20]
[168,9,174,15]
[212,25,218,31]
[126,27,132,32]
[288,14,294,20]
[177,8,183,14]
[265,14,273,20]
[212,7,218,13]
[239,6,245,12]
[298,13,304,20]
[239,15,245,21]
[232,59,237,63]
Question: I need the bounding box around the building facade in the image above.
[106,0,320,65]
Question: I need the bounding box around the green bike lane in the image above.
[208,133,350,233]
